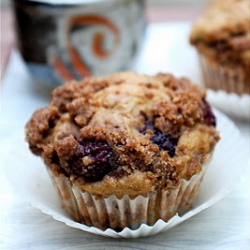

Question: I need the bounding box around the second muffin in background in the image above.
[25,72,220,231]
[190,0,250,95]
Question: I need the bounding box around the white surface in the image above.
[1,22,250,248]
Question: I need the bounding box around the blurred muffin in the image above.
[190,0,250,95]
[25,72,220,231]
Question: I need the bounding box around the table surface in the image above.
[1,4,250,250]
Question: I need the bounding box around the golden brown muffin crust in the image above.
[190,0,250,91]
[190,0,250,64]
[190,0,250,44]
[26,72,220,197]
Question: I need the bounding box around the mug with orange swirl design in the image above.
[12,0,146,86]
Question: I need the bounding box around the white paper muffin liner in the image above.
[199,55,249,95]
[207,90,250,121]
[198,55,250,121]
[47,165,207,231]
[3,109,249,238]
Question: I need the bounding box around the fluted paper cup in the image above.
[199,55,250,120]
[199,55,249,95]
[47,165,207,231]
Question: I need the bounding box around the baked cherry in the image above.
[202,100,216,127]
[70,140,113,182]
[141,121,179,157]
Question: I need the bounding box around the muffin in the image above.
[190,0,250,95]
[25,72,220,231]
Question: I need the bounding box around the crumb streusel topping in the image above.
[26,72,219,197]
[190,0,250,44]
[190,0,250,92]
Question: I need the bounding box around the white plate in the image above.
[3,109,249,238]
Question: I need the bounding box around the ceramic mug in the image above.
[12,0,146,86]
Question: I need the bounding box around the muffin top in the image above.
[190,0,250,44]
[26,72,220,197]
[190,0,250,70]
